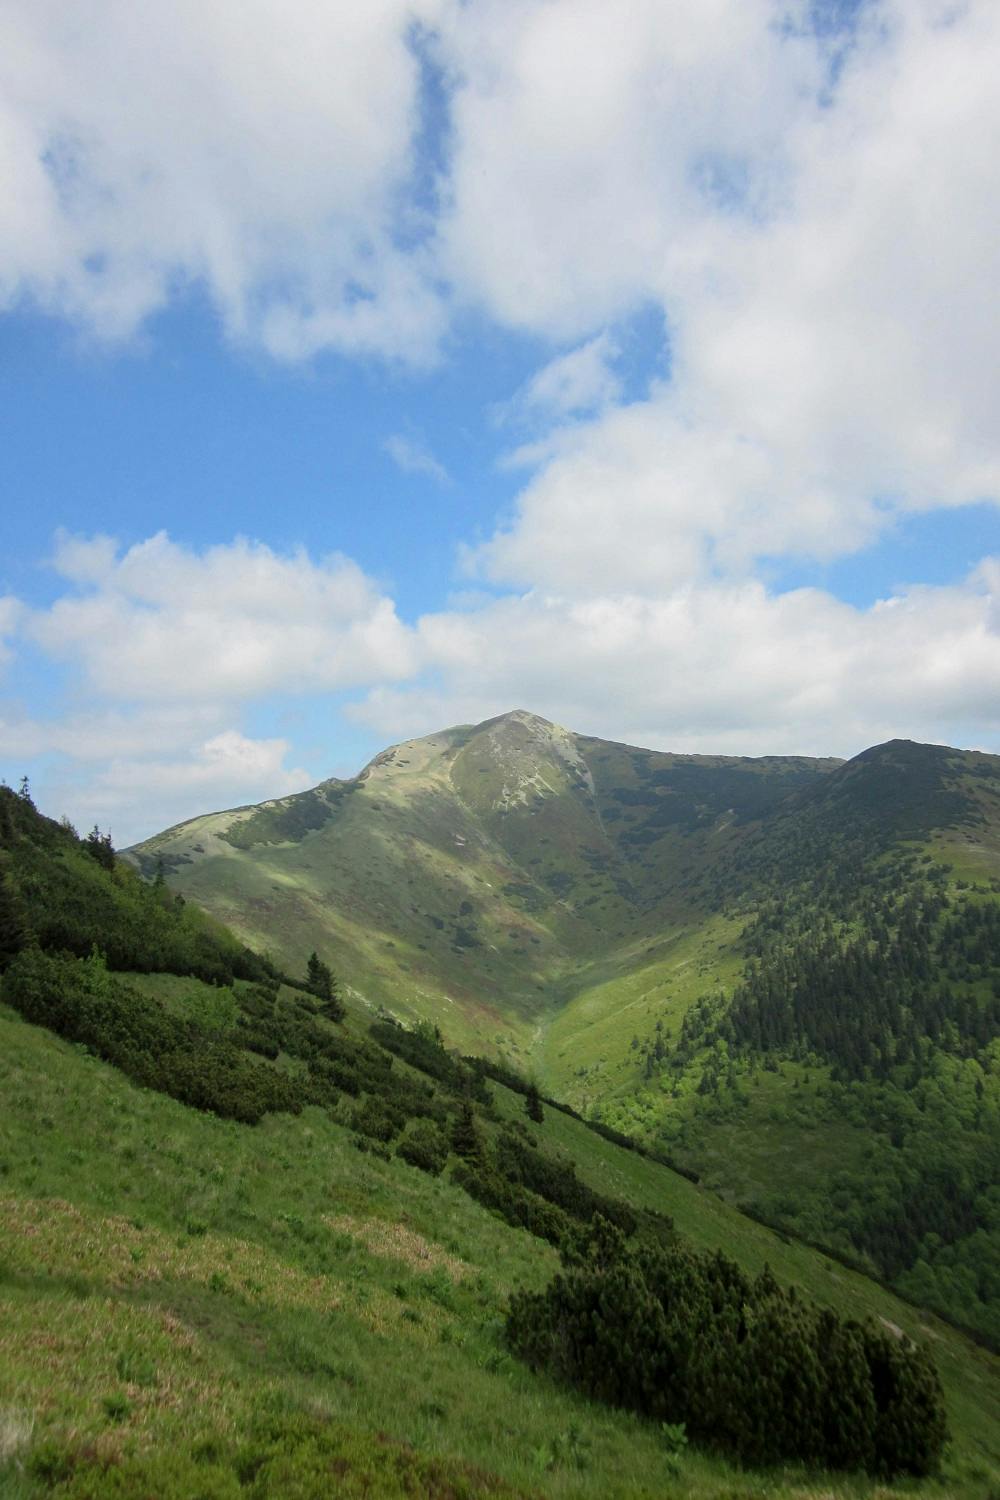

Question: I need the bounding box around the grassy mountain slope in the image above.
[2,781,1000,1494]
[544,740,1000,1345]
[126,718,1000,1351]
[3,996,999,1497]
[126,711,838,1051]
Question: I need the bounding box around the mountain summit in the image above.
[128,711,855,1040]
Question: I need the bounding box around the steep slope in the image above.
[127,722,1000,1348]
[6,780,996,1495]
[545,739,1000,1344]
[126,710,838,1049]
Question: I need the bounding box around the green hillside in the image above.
[125,710,839,1051]
[3,776,1000,1496]
[125,716,1000,1350]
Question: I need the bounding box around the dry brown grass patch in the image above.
[324,1213,470,1281]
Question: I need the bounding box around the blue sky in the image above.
[1,0,999,843]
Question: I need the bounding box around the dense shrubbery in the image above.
[371,1017,490,1102]
[508,1218,948,1476]
[396,1117,449,1175]
[0,786,271,985]
[494,1128,637,1236]
[452,1158,574,1248]
[3,948,301,1124]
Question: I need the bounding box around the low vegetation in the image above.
[2,777,999,1497]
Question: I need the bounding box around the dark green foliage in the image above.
[0,866,29,970]
[305,951,343,1020]
[493,1128,637,1236]
[352,1096,401,1143]
[671,838,1000,1340]
[3,948,301,1124]
[450,1096,482,1161]
[396,1117,448,1175]
[525,1082,544,1123]
[451,1159,574,1248]
[370,1017,490,1102]
[0,786,273,985]
[83,824,115,871]
[217,781,354,850]
[507,1219,948,1476]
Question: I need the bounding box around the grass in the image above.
[3,1000,998,1499]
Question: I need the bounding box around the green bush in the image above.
[2,948,300,1124]
[396,1118,448,1175]
[507,1218,947,1476]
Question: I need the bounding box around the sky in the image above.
[1,0,999,845]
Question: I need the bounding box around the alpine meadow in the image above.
[3,1,1000,1497]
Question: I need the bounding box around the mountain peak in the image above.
[477,708,559,733]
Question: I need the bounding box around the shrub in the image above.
[396,1118,448,1175]
[507,1218,947,1476]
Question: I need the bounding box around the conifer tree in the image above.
[525,1081,544,1124]
[83,824,115,871]
[451,1095,482,1161]
[306,950,344,1020]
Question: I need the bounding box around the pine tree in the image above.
[306,950,344,1020]
[83,825,115,872]
[451,1096,482,1161]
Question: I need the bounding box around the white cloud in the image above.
[0,0,449,358]
[6,3,1000,839]
[384,432,451,484]
[1,531,418,841]
[352,560,1000,758]
[76,731,310,846]
[440,0,819,337]
[443,0,1000,605]
[28,530,417,701]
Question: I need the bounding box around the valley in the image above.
[128,712,1000,1347]
[3,715,999,1496]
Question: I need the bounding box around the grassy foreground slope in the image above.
[2,1001,1000,1500]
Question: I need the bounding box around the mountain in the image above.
[126,715,1000,1348]
[125,709,840,1047]
[2,780,999,1496]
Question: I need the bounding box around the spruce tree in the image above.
[451,1096,482,1161]
[306,950,344,1020]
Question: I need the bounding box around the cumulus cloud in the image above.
[28,530,416,701]
[353,561,1000,758]
[6,2,1000,836]
[0,0,448,358]
[447,0,1000,603]
[2,532,417,841]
